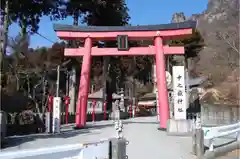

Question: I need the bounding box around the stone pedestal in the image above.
[167,119,195,136]
[109,138,127,159]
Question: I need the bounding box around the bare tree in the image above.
[216,25,239,55]
[215,24,239,69]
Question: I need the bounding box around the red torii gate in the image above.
[54,21,196,130]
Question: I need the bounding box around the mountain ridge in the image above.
[172,0,239,105]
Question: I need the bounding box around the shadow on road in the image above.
[1,129,92,149]
[82,118,158,130]
[124,121,159,125]
[1,117,158,149]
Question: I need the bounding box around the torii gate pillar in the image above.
[154,36,169,129]
[75,37,92,126]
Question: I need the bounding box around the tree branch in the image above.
[217,31,239,55]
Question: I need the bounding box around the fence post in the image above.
[128,104,132,118]
[64,96,70,125]
[46,95,53,133]
[109,138,128,159]
[92,100,96,123]
[192,113,204,158]
[103,101,107,120]
[120,88,125,112]
[132,97,136,118]
[237,130,240,141]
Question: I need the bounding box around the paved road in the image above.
[1,116,197,159]
[14,149,82,159]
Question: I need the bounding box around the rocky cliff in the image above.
[172,0,239,105]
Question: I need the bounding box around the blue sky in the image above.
[8,0,208,48]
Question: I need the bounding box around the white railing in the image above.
[202,121,240,151]
[0,139,109,159]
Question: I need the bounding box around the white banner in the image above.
[172,66,187,120]
[53,97,61,133]
[87,100,103,113]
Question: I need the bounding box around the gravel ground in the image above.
[1,116,237,159]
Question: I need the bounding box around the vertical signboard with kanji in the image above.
[172,66,186,120]
[52,97,61,133]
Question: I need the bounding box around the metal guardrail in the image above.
[0,139,110,159]
[0,144,85,159]
[202,121,240,151]
[0,137,128,159]
[193,121,240,159]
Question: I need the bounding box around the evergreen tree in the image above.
[169,30,205,76]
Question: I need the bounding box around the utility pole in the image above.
[56,65,60,97]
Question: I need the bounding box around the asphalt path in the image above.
[1,116,238,159]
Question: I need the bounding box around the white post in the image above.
[53,97,61,133]
[237,131,240,141]
[209,139,214,152]
[120,88,125,112]
[56,65,60,97]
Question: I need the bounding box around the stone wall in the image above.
[201,103,239,126]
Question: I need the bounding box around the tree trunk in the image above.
[20,19,27,36]
[68,67,76,113]
[73,11,79,26]
[66,11,80,114]
[1,0,9,71]
[107,57,118,112]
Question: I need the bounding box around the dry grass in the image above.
[200,67,240,107]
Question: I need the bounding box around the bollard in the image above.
[237,131,240,141]
[103,101,107,120]
[109,138,128,159]
[195,129,204,158]
[64,96,70,125]
[133,105,137,118]
[46,95,53,133]
[92,100,97,122]
[192,113,204,158]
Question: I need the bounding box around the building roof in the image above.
[139,93,156,100]
[53,21,196,32]
[88,88,103,99]
[88,88,127,99]
[188,76,208,87]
